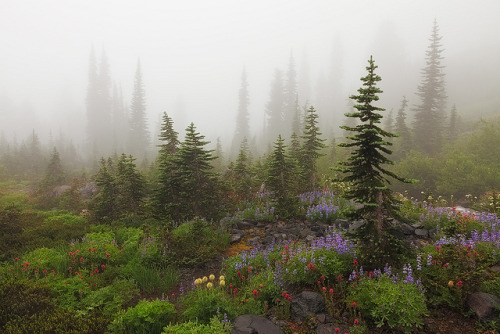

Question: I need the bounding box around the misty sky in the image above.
[1,0,499,147]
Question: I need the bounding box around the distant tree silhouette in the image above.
[232,69,250,155]
[86,47,112,157]
[393,96,412,160]
[413,20,447,155]
[265,69,285,144]
[128,60,150,159]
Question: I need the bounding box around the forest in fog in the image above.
[1,2,500,333]
[0,1,499,201]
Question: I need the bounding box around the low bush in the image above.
[108,299,176,334]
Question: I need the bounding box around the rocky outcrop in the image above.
[291,291,326,321]
[232,314,283,334]
[467,292,500,320]
[227,218,438,248]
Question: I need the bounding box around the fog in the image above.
[1,0,499,156]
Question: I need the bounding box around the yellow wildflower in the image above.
[202,276,208,283]
[219,275,225,281]
[209,274,215,281]
[219,280,225,287]
[207,282,213,289]
[448,280,454,287]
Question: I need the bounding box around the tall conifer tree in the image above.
[129,60,150,158]
[299,106,326,191]
[232,69,250,155]
[413,20,447,155]
[335,56,411,238]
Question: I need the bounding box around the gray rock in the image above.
[428,228,438,239]
[236,220,254,229]
[414,228,429,238]
[291,291,326,321]
[489,265,500,273]
[232,314,283,334]
[230,234,242,244]
[412,221,423,229]
[305,235,315,242]
[348,220,366,233]
[247,236,260,245]
[467,292,500,320]
[333,219,349,229]
[401,223,414,235]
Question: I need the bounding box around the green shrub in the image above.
[418,240,496,310]
[0,279,53,329]
[180,285,236,324]
[162,315,232,334]
[3,308,108,334]
[347,273,428,333]
[120,258,179,294]
[108,299,176,334]
[166,217,229,266]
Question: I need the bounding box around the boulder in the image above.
[467,292,500,320]
[400,223,414,235]
[348,220,366,233]
[291,291,326,321]
[414,228,429,238]
[232,314,283,334]
[231,234,243,244]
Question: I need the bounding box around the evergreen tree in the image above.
[116,153,145,216]
[233,138,252,201]
[86,47,112,157]
[112,84,128,153]
[413,20,447,155]
[91,158,117,222]
[129,60,150,158]
[265,69,285,143]
[393,96,412,159]
[232,69,250,155]
[335,56,411,238]
[299,106,326,191]
[283,52,298,138]
[291,96,302,136]
[383,109,394,133]
[155,113,179,218]
[169,123,220,220]
[41,147,65,188]
[158,112,179,156]
[288,132,302,163]
[28,129,43,177]
[213,137,224,172]
[266,135,298,218]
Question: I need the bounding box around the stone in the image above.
[428,228,438,239]
[291,291,326,321]
[232,314,283,334]
[412,221,423,229]
[467,292,500,320]
[348,220,366,233]
[401,223,414,235]
[489,265,500,273]
[414,228,429,238]
[236,220,254,229]
[333,219,349,229]
[230,234,242,244]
